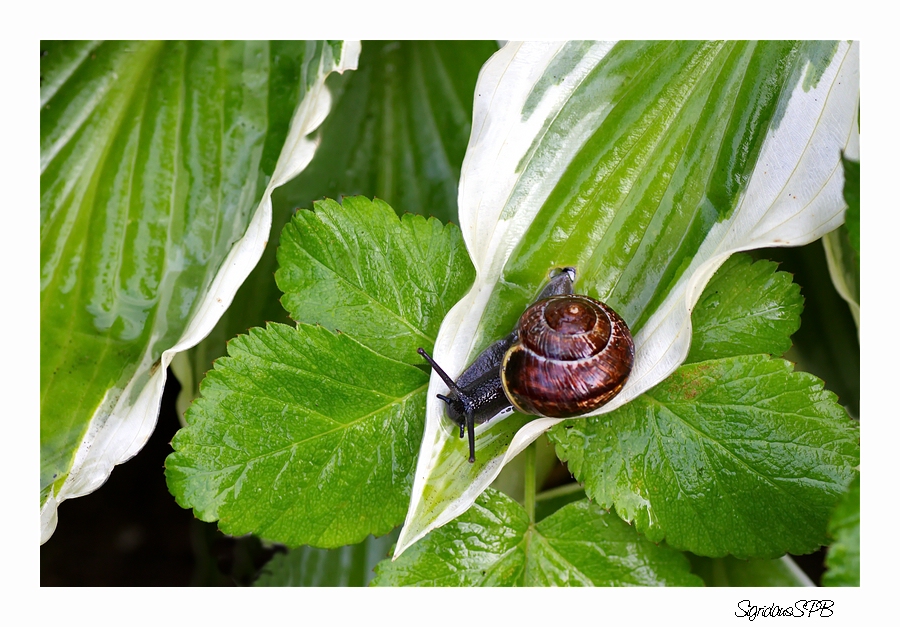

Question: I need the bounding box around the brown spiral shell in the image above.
[500,294,634,418]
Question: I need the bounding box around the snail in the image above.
[418,267,634,463]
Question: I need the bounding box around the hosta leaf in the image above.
[689,555,814,587]
[40,40,359,543]
[166,324,426,547]
[276,40,500,227]
[276,196,475,363]
[254,530,398,586]
[372,489,701,586]
[397,40,859,557]
[823,474,860,586]
[823,155,860,328]
[176,41,496,417]
[549,356,860,558]
[685,254,802,363]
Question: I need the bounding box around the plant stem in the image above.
[524,440,536,524]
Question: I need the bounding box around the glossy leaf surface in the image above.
[685,254,802,363]
[550,355,859,558]
[166,198,473,547]
[40,40,359,542]
[398,40,859,557]
[176,40,496,415]
[166,323,426,547]
[276,196,475,364]
[547,253,857,558]
[373,489,701,586]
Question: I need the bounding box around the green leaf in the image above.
[549,356,859,558]
[166,323,426,547]
[842,155,860,255]
[175,41,496,417]
[686,254,802,363]
[277,40,500,226]
[167,198,471,546]
[823,474,860,586]
[761,243,859,418]
[276,196,475,363]
[399,41,859,557]
[40,40,359,542]
[254,530,399,586]
[372,490,702,586]
[689,555,814,587]
[534,484,587,522]
[822,155,860,328]
[491,434,561,506]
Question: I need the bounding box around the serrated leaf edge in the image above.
[40,42,362,544]
[396,41,860,558]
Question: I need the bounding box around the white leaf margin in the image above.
[823,229,860,330]
[395,40,860,557]
[39,41,362,545]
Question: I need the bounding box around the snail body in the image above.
[418,267,634,463]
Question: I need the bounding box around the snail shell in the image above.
[500,294,635,418]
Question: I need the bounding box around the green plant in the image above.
[41,40,859,586]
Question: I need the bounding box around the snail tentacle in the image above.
[418,268,634,462]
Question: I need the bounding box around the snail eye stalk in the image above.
[436,394,465,440]
[415,266,632,464]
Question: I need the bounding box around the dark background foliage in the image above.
[40,373,279,586]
